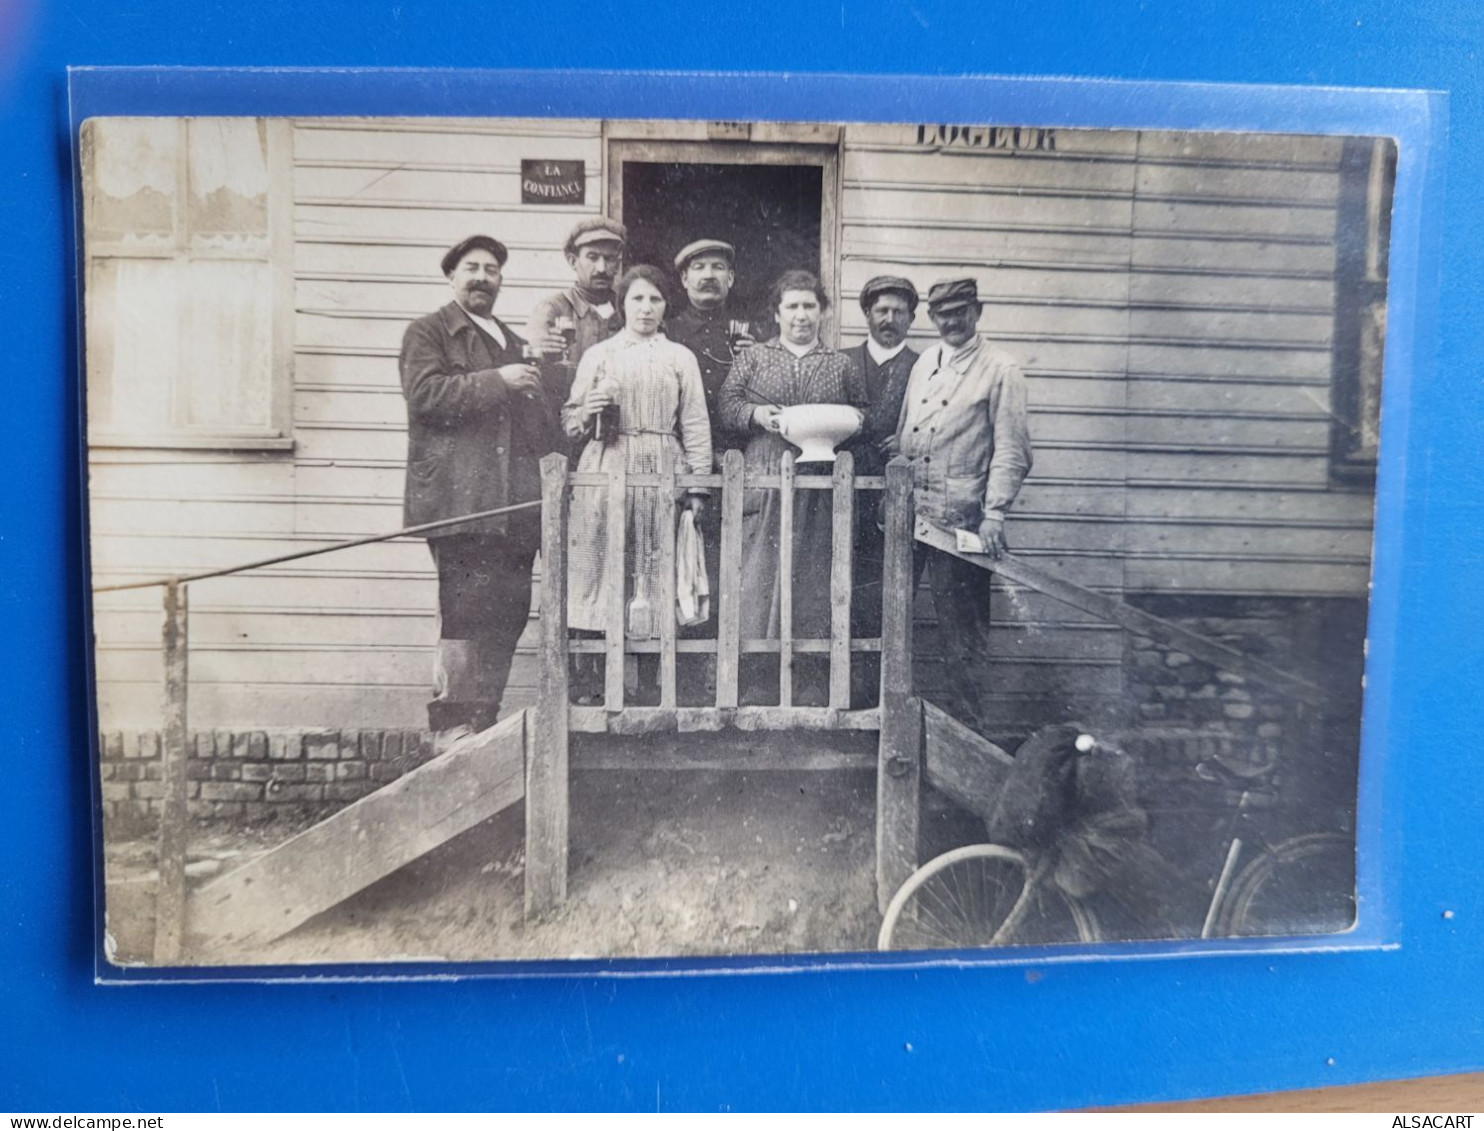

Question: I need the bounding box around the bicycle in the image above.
[877,732,1356,951]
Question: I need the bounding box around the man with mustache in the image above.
[664,239,756,451]
[893,277,1032,736]
[663,238,753,702]
[842,276,921,706]
[844,275,920,475]
[400,235,564,750]
[527,218,628,403]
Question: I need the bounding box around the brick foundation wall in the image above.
[98,728,441,834]
[1120,595,1365,822]
[1124,599,1309,762]
[98,598,1366,837]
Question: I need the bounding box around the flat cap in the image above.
[926,277,980,311]
[858,274,919,311]
[441,234,508,275]
[674,238,736,272]
[566,217,628,254]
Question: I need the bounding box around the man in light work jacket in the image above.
[842,275,920,706]
[893,276,1033,734]
[400,234,564,747]
[527,218,628,404]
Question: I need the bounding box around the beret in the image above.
[674,239,736,272]
[858,274,919,311]
[926,277,980,311]
[441,234,508,275]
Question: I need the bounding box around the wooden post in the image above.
[527,453,570,916]
[778,452,795,708]
[716,450,745,708]
[829,450,855,710]
[658,449,678,710]
[153,578,189,963]
[876,457,921,913]
[604,455,627,711]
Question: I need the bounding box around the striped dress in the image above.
[563,331,713,635]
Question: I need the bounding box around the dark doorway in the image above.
[620,161,824,332]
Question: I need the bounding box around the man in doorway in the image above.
[664,238,756,703]
[893,277,1032,734]
[527,218,628,403]
[842,276,920,706]
[400,234,564,749]
[665,238,756,449]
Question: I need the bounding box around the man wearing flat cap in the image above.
[893,277,1033,733]
[400,234,565,748]
[842,275,921,705]
[665,238,757,450]
[845,275,921,476]
[527,218,628,404]
[664,238,755,701]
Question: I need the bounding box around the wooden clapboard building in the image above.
[85,117,1390,749]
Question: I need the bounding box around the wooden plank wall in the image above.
[90,117,604,728]
[842,124,1134,733]
[1122,131,1373,595]
[839,123,1373,736]
[90,118,1375,731]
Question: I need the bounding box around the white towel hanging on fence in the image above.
[676,509,711,627]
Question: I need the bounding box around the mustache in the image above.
[696,279,722,290]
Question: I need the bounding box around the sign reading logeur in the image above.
[915,124,1057,151]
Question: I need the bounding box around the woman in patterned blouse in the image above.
[564,265,712,703]
[717,270,866,706]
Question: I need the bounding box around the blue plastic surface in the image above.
[4,0,1483,1111]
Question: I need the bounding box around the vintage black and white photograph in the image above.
[82,113,1393,967]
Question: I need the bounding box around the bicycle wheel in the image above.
[877,845,1101,951]
[1214,832,1356,938]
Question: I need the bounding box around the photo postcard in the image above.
[81,104,1397,970]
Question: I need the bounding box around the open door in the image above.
[607,133,841,343]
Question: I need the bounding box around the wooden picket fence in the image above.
[527,447,923,914]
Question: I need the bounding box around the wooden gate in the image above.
[527,447,923,915]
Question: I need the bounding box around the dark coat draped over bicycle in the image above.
[986,724,1182,933]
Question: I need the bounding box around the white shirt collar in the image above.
[462,307,508,349]
[867,337,908,365]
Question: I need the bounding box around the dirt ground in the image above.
[103,769,986,969]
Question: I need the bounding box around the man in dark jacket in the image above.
[664,238,756,451]
[663,238,757,703]
[400,234,564,745]
[844,275,921,473]
[842,275,921,706]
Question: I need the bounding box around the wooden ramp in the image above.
[920,698,1015,824]
[189,711,527,953]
